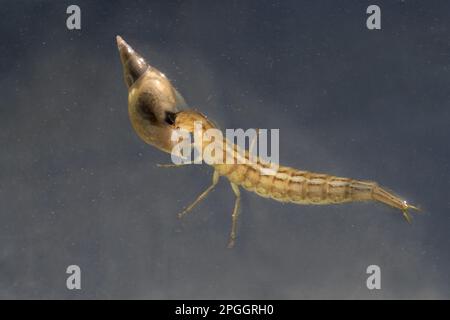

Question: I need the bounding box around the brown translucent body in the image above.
[174,111,419,221]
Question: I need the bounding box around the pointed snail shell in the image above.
[117,35,186,153]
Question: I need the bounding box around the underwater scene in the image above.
[1,1,449,300]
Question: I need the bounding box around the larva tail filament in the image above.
[372,186,420,223]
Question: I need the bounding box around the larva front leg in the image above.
[156,140,205,168]
[156,163,191,168]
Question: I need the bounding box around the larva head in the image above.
[116,35,187,153]
[174,110,217,133]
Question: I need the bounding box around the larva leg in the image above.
[227,182,241,248]
[157,143,203,168]
[249,128,260,154]
[178,170,219,218]
[156,163,191,168]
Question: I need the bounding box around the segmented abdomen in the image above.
[214,163,376,205]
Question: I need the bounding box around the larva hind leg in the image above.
[178,170,219,218]
[227,182,241,248]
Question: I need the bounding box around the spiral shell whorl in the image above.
[116,35,150,88]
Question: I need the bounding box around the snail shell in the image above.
[116,35,186,153]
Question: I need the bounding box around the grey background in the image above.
[0,0,449,299]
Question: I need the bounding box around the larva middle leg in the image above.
[178,170,220,218]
